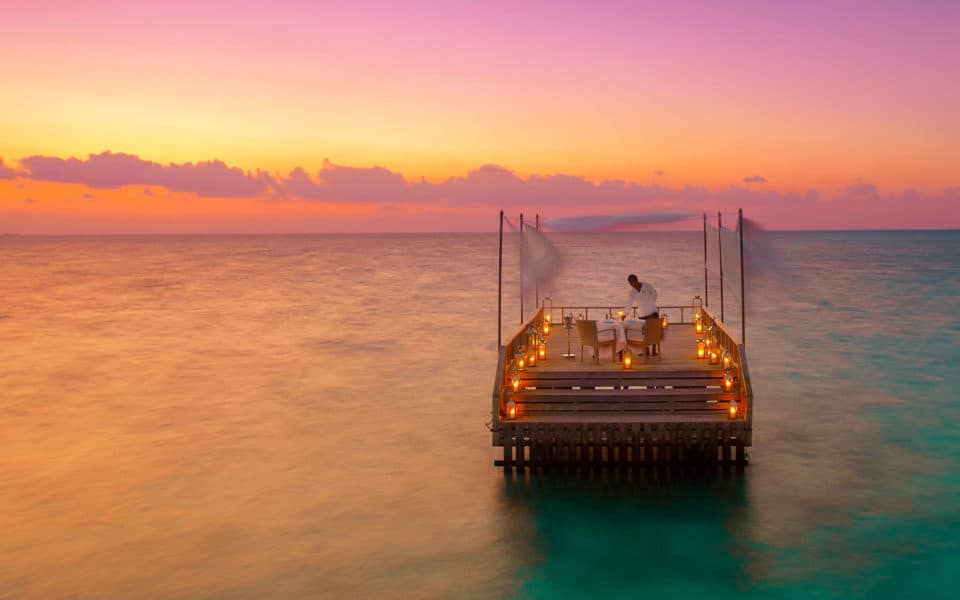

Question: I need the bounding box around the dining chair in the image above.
[576,319,616,364]
[642,317,663,359]
[624,321,646,354]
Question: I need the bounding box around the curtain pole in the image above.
[718,211,725,322]
[739,208,746,346]
[519,212,524,324]
[703,212,708,307]
[498,210,503,348]
[535,213,540,309]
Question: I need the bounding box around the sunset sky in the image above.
[1,0,957,233]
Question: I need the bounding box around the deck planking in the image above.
[492,308,751,466]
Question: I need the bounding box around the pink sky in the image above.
[1,0,957,232]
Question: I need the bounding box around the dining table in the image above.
[596,318,645,355]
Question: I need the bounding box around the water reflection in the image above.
[498,469,752,598]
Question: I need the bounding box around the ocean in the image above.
[1,230,958,598]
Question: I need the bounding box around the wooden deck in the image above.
[491,305,753,468]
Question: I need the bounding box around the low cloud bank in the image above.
[20,152,274,198]
[11,151,959,229]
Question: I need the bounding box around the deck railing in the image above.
[701,307,753,432]
[492,307,546,425]
[543,304,701,324]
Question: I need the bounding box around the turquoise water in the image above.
[1,231,958,598]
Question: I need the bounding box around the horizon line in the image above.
[3,227,959,237]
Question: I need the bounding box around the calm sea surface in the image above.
[1,231,959,599]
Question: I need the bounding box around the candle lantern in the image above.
[695,316,703,334]
[538,343,547,360]
[542,320,551,336]
[506,399,517,419]
[511,375,521,392]
[728,400,738,419]
[623,351,632,369]
[617,308,625,320]
[516,355,525,371]
[692,295,702,318]
[544,296,553,324]
[723,371,734,391]
[722,349,731,369]
[661,313,668,329]
[709,349,719,364]
[527,327,539,349]
[527,350,537,367]
[696,338,706,359]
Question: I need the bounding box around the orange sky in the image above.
[1,1,957,232]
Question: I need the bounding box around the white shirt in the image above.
[625,282,658,318]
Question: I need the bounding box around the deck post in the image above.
[519,213,524,324]
[503,425,513,470]
[718,211,725,322]
[613,428,621,465]
[703,212,708,307]
[516,431,525,470]
[498,210,503,348]
[535,213,540,310]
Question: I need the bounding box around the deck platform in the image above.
[491,306,753,468]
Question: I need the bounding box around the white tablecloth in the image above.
[597,319,645,353]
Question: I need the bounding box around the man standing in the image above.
[625,274,658,320]
[625,274,660,357]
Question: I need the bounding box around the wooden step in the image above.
[518,388,734,401]
[514,388,736,415]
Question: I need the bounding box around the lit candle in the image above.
[542,321,551,336]
[506,400,517,418]
[722,350,731,369]
[728,400,738,419]
[623,352,632,369]
[723,372,734,391]
[661,314,668,329]
[517,357,525,371]
[709,350,719,365]
[538,343,547,360]
[696,338,705,359]
[695,318,703,334]
[528,351,537,366]
[511,376,521,392]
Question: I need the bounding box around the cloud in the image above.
[273,161,714,209]
[278,160,412,202]
[8,151,817,212]
[21,151,275,198]
[13,152,959,231]
[0,158,16,179]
